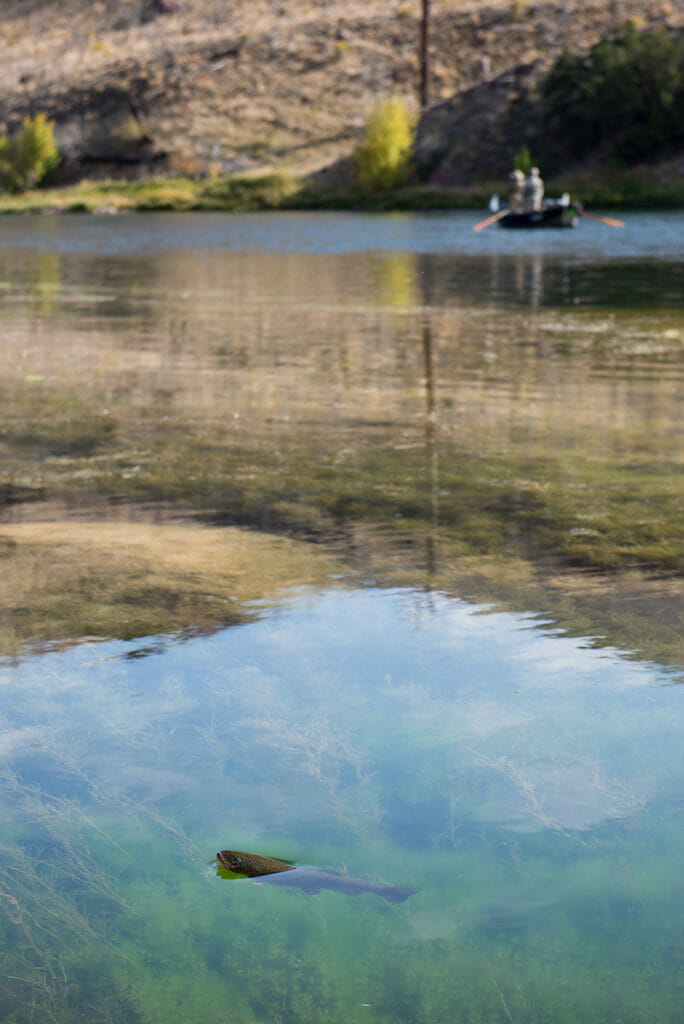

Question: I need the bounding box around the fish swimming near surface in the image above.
[217,849,295,877]
[216,849,420,903]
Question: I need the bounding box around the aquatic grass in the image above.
[4,812,680,1024]
[1,419,681,666]
[0,739,250,1022]
[2,587,683,1024]
[0,221,681,1024]
[0,795,133,1024]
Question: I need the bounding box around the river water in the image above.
[0,211,682,1024]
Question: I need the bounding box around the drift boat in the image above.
[473,194,625,233]
[498,198,582,228]
[488,190,582,228]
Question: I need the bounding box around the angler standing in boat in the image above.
[507,168,525,212]
[473,166,625,231]
[523,167,544,212]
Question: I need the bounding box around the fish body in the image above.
[262,865,420,903]
[217,849,295,877]
[216,849,420,903]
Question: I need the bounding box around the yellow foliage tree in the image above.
[0,113,60,193]
[355,98,414,193]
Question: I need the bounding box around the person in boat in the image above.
[507,169,524,212]
[523,167,544,212]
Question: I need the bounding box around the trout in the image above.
[216,849,420,903]
[217,849,295,877]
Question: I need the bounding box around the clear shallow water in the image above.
[1,586,683,1023]
[0,210,682,1023]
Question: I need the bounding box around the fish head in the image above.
[217,849,246,873]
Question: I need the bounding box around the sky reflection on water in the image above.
[13,584,677,838]
[1,586,682,1022]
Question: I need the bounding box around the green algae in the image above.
[3,798,681,1024]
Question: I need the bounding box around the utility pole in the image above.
[419,0,430,108]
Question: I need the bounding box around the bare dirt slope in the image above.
[0,0,680,181]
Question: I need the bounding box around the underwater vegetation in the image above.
[1,587,683,1024]
[0,238,681,665]
[0,214,681,1023]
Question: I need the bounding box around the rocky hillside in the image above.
[0,0,681,184]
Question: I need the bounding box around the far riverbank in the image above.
[0,169,683,215]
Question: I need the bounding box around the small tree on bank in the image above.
[513,145,533,176]
[355,99,414,193]
[0,113,60,193]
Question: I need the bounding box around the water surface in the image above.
[1,586,683,1023]
[0,211,682,1023]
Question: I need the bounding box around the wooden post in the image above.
[420,0,430,108]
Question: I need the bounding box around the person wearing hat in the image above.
[507,168,525,212]
[523,167,544,212]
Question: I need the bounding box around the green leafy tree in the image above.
[355,98,415,193]
[513,145,533,175]
[0,113,60,193]
[544,24,684,162]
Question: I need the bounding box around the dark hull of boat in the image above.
[500,203,581,229]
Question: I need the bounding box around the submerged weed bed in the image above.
[0,206,681,1024]
[0,213,681,662]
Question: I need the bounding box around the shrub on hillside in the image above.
[355,99,414,193]
[0,113,60,193]
[513,144,533,175]
[544,24,684,163]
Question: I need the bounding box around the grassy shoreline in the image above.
[0,169,683,215]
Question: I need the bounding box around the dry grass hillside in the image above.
[0,0,681,182]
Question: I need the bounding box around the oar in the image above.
[472,208,509,232]
[579,210,625,228]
